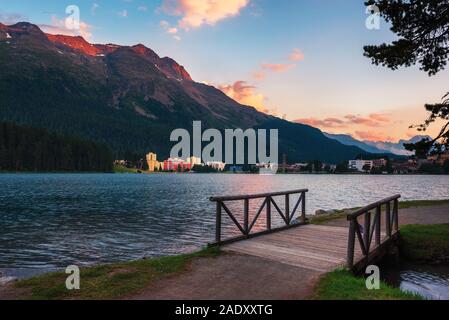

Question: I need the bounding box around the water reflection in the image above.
[384,264,449,300]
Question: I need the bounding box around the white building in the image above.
[348,160,374,172]
[187,156,202,167]
[206,161,226,171]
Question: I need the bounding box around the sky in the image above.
[1,0,448,142]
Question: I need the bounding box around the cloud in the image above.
[0,12,27,25]
[218,81,268,113]
[118,9,128,18]
[295,113,391,129]
[289,48,304,62]
[252,48,304,79]
[138,6,148,12]
[39,16,93,40]
[161,0,250,30]
[295,113,394,141]
[160,20,181,40]
[295,117,346,128]
[252,71,266,80]
[261,63,296,73]
[354,131,395,142]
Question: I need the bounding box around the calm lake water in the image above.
[1,173,449,278]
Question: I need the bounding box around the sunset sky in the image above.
[1,0,448,142]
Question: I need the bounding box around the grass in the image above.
[14,247,220,300]
[113,165,143,174]
[313,269,421,300]
[400,224,449,262]
[398,199,449,209]
[310,199,449,225]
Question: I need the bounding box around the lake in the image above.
[1,173,449,278]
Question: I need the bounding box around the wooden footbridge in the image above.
[210,190,401,273]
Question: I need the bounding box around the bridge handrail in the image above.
[347,194,401,220]
[210,189,309,246]
[346,194,401,271]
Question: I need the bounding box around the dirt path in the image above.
[128,253,320,300]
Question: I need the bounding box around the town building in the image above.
[164,158,192,172]
[187,156,202,167]
[428,151,449,166]
[206,161,226,171]
[348,160,374,172]
[146,152,159,172]
[373,158,387,168]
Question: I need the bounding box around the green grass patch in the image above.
[309,210,350,225]
[314,269,421,300]
[113,165,143,174]
[15,247,220,300]
[400,224,449,262]
[398,199,449,209]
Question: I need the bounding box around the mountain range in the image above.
[324,133,430,156]
[0,22,387,164]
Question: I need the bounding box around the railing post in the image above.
[386,201,392,237]
[375,206,381,246]
[266,197,272,230]
[393,199,399,232]
[244,199,249,235]
[285,194,290,225]
[347,219,356,269]
[216,201,222,244]
[301,192,306,223]
[364,212,371,254]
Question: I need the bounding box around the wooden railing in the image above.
[346,194,401,270]
[210,189,308,245]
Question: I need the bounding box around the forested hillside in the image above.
[0,122,113,172]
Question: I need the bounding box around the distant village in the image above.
[114,150,449,175]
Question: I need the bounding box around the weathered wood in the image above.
[224,225,363,272]
[345,195,401,270]
[213,190,401,274]
[301,192,306,223]
[347,220,356,269]
[386,201,392,237]
[394,199,399,231]
[347,194,401,220]
[267,198,272,230]
[215,202,222,244]
[210,189,309,202]
[364,211,371,254]
[375,206,381,245]
[244,199,249,235]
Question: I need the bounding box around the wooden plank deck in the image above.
[222,225,364,272]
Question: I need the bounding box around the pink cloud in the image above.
[218,81,268,113]
[261,63,296,73]
[289,48,304,62]
[161,0,250,30]
[295,113,391,129]
[295,117,346,128]
[252,71,266,80]
[355,131,395,142]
